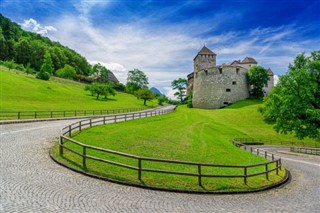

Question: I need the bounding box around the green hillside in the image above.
[0,68,156,111]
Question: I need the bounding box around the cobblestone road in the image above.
[0,114,319,212]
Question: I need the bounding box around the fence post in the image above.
[18,112,20,119]
[79,121,82,131]
[138,158,142,181]
[59,136,64,155]
[84,110,86,116]
[276,161,279,175]
[103,116,106,124]
[279,158,282,170]
[90,119,92,127]
[265,164,269,180]
[75,110,76,116]
[244,166,247,184]
[35,112,37,118]
[272,154,274,161]
[133,113,135,119]
[64,111,66,117]
[198,164,202,186]
[115,115,117,123]
[51,111,53,118]
[83,146,87,168]
[265,151,267,159]
[125,114,127,121]
[257,149,259,156]
[69,126,71,137]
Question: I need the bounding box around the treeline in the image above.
[0,14,91,76]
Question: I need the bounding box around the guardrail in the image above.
[58,108,282,186]
[290,147,320,156]
[234,138,320,148]
[0,108,146,120]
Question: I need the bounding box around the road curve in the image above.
[0,111,319,212]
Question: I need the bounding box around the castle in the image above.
[187,46,274,109]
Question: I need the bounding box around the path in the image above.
[0,109,319,212]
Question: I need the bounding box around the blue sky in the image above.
[1,0,320,97]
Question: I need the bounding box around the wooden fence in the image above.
[0,107,146,120]
[58,108,282,186]
[234,138,320,148]
[290,147,320,156]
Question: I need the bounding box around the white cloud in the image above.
[20,18,57,35]
[45,13,317,98]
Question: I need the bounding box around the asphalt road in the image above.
[0,109,319,213]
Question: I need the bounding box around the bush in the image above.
[113,82,126,92]
[36,71,50,80]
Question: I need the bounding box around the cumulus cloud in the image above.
[20,18,57,35]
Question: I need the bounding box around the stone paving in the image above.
[0,114,319,212]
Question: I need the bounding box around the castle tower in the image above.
[194,46,216,73]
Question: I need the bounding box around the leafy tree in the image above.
[84,83,116,100]
[157,95,168,106]
[261,51,320,140]
[126,69,148,93]
[36,71,50,80]
[135,88,154,105]
[171,78,187,102]
[92,63,109,83]
[40,51,54,74]
[247,66,269,98]
[56,64,76,79]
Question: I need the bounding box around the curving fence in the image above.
[58,107,283,187]
[234,138,320,148]
[0,107,146,120]
[290,147,320,156]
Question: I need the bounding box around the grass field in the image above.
[50,99,318,191]
[0,68,157,111]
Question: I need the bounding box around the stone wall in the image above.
[192,66,249,109]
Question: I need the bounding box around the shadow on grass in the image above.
[226,100,262,109]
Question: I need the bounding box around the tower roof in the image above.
[197,46,216,55]
[267,68,274,75]
[241,57,257,64]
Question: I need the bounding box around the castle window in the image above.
[204,70,208,75]
[226,89,231,92]
[223,102,229,105]
[236,68,239,74]
[232,81,236,85]
[219,67,222,74]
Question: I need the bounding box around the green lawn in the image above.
[51,99,318,191]
[0,68,157,111]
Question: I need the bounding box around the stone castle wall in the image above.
[192,66,249,109]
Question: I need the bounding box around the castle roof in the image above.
[267,68,274,75]
[194,46,216,60]
[241,57,257,64]
[197,46,216,55]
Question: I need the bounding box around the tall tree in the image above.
[247,66,269,98]
[261,51,320,140]
[126,69,148,93]
[56,64,76,79]
[171,78,187,102]
[40,51,54,74]
[135,88,154,105]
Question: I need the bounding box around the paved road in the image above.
[0,110,319,212]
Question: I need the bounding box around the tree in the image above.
[84,83,116,100]
[4,60,15,71]
[126,69,148,93]
[171,78,187,102]
[36,51,53,80]
[56,64,76,79]
[247,66,269,98]
[135,88,154,105]
[92,63,109,83]
[157,95,168,106]
[261,51,320,140]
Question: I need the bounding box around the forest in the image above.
[0,14,92,77]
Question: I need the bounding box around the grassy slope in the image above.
[0,68,157,110]
[53,100,318,191]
